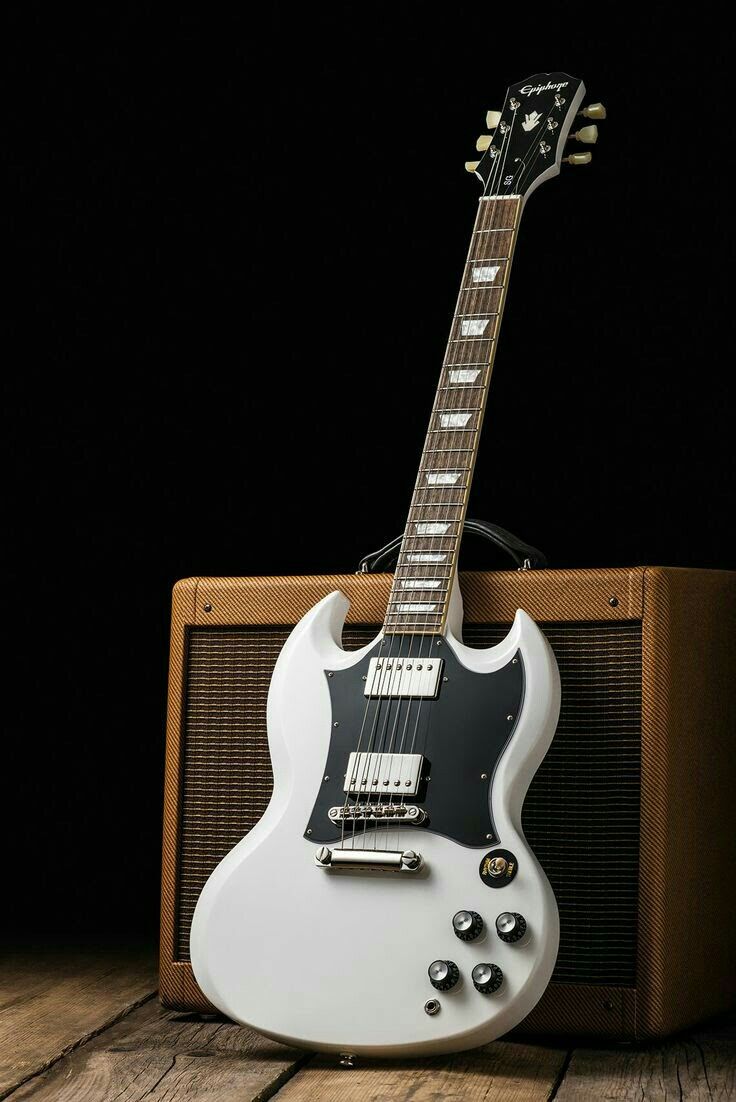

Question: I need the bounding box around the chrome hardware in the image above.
[364,656,443,699]
[339,1053,356,1068]
[328,803,426,825]
[344,751,425,795]
[424,998,441,1016]
[314,847,424,873]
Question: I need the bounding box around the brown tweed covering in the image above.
[160,567,736,1040]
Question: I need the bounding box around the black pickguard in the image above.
[305,634,524,847]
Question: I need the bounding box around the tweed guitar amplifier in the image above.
[160,566,736,1040]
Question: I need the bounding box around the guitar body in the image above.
[190,581,560,1056]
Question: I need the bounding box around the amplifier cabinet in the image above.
[160,567,736,1040]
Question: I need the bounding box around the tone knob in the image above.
[428,959,460,991]
[471,962,503,995]
[496,911,527,943]
[452,910,484,941]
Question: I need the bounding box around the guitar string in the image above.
[338,94,565,855]
[392,189,506,853]
[396,101,554,809]
[400,191,511,814]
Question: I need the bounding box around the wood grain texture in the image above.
[5,1000,306,1102]
[0,949,157,1099]
[555,1013,736,1101]
[270,1039,567,1102]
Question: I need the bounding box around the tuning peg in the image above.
[579,102,606,120]
[563,152,592,165]
[485,110,502,129]
[476,135,493,151]
[465,160,481,173]
[570,124,598,144]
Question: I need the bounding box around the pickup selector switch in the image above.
[472,962,503,994]
[428,960,460,991]
[496,912,527,943]
[452,910,484,941]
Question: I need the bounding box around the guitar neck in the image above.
[383,194,522,636]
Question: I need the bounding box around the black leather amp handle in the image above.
[357,518,547,574]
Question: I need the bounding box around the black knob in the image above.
[428,959,460,991]
[452,909,484,941]
[471,962,503,994]
[495,911,527,943]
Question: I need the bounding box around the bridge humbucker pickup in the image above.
[363,656,443,698]
[344,752,425,796]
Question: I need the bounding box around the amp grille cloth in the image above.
[176,622,641,985]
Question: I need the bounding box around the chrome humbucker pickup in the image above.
[344,752,425,796]
[328,803,426,824]
[363,656,443,698]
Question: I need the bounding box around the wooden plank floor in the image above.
[1,952,734,1101]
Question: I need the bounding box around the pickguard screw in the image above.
[327,672,334,678]
[486,833,493,840]
[609,596,619,607]
[324,775,329,782]
[443,676,449,682]
[333,721,340,727]
[436,640,442,646]
[507,714,514,721]
[361,675,367,680]
[512,658,518,664]
[481,772,488,780]
[203,603,212,613]
[306,829,312,835]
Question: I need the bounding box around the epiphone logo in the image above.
[520,80,569,96]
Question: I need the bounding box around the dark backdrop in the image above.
[4,8,735,942]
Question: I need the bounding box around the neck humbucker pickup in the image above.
[363,655,444,698]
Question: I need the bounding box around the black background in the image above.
[4,8,734,943]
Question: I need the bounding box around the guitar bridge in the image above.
[328,803,426,825]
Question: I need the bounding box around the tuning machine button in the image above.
[465,160,480,173]
[571,124,598,144]
[452,910,484,941]
[495,912,527,943]
[485,109,502,129]
[428,959,460,991]
[471,962,503,994]
[563,152,592,166]
[579,102,607,119]
[476,134,493,151]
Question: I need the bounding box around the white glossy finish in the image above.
[191,580,561,1057]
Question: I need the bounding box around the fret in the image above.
[421,447,474,455]
[383,193,521,634]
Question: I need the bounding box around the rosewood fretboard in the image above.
[384,195,522,635]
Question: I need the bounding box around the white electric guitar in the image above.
[192,72,603,1060]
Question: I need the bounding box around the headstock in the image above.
[465,73,605,202]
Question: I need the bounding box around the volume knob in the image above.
[471,962,503,994]
[496,912,527,943]
[452,910,484,941]
[428,959,460,991]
